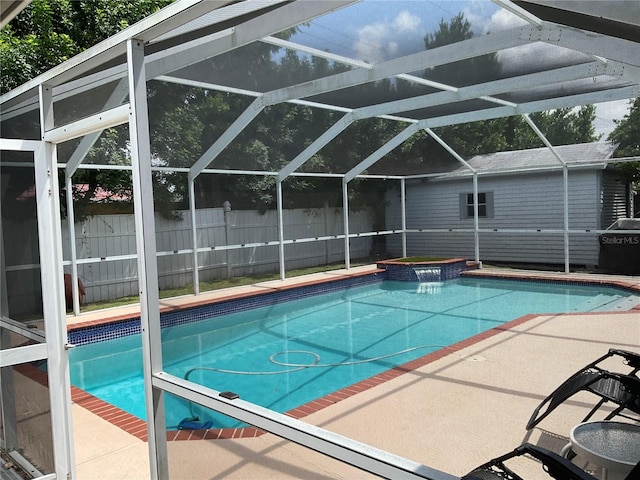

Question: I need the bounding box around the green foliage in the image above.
[2,4,609,225]
[415,15,599,164]
[1,0,172,94]
[1,0,76,92]
[2,0,175,221]
[608,98,640,186]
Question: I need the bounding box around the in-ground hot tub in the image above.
[376,258,475,282]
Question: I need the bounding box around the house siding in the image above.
[385,169,605,265]
[601,169,628,228]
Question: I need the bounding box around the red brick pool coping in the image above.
[53,269,640,442]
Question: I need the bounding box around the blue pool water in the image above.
[69,277,638,429]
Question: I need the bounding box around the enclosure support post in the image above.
[37,84,75,480]
[342,179,350,269]
[401,179,407,258]
[277,179,286,280]
[472,173,480,263]
[0,204,18,452]
[563,165,570,273]
[188,178,200,295]
[65,175,81,314]
[127,38,168,480]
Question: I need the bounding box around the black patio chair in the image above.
[526,349,640,430]
[462,443,640,480]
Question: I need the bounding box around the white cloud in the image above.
[354,23,389,63]
[392,10,421,33]
[483,8,527,33]
[461,0,522,35]
[354,10,421,62]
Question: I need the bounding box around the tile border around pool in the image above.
[64,269,640,442]
[461,270,640,298]
[67,269,385,346]
[58,312,540,442]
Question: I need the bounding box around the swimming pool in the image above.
[69,276,639,429]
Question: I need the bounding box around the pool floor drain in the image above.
[460,354,486,362]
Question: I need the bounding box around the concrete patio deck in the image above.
[69,267,640,480]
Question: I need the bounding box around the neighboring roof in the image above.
[441,142,617,177]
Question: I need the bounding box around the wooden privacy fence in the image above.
[61,206,374,303]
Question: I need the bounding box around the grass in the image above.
[79,261,370,313]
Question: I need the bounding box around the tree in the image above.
[423,13,500,86]
[2,4,605,222]
[1,0,176,221]
[410,14,600,167]
[1,0,173,94]
[608,98,640,193]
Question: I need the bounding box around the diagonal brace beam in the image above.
[278,112,357,181]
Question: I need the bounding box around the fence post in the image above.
[223,201,232,279]
[324,200,330,264]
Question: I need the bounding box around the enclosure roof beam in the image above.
[164,71,634,183]
[146,1,356,80]
[0,0,235,108]
[343,124,421,183]
[275,60,605,180]
[43,104,130,145]
[189,96,266,181]
[415,84,639,131]
[260,36,373,70]
[522,114,566,165]
[64,78,130,178]
[424,128,476,173]
[278,112,358,181]
[491,0,543,27]
[259,35,518,109]
[262,24,544,106]
[258,21,637,109]
[192,23,548,179]
[350,61,604,121]
[545,24,640,71]
[0,1,354,115]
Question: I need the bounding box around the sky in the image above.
[291,0,630,138]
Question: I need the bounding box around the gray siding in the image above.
[385,169,604,265]
[601,169,628,228]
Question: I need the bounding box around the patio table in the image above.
[561,421,640,480]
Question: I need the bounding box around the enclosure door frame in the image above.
[0,137,74,480]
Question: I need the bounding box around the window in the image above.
[460,192,493,219]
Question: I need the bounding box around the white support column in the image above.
[127,38,168,479]
[562,165,570,273]
[342,180,350,269]
[277,180,285,280]
[37,84,75,480]
[0,198,18,452]
[472,173,480,263]
[65,175,82,314]
[401,179,407,258]
[188,178,200,295]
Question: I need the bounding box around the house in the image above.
[385,142,629,267]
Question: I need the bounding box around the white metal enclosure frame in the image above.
[0,137,73,480]
[1,1,639,479]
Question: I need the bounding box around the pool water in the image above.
[69,277,638,429]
